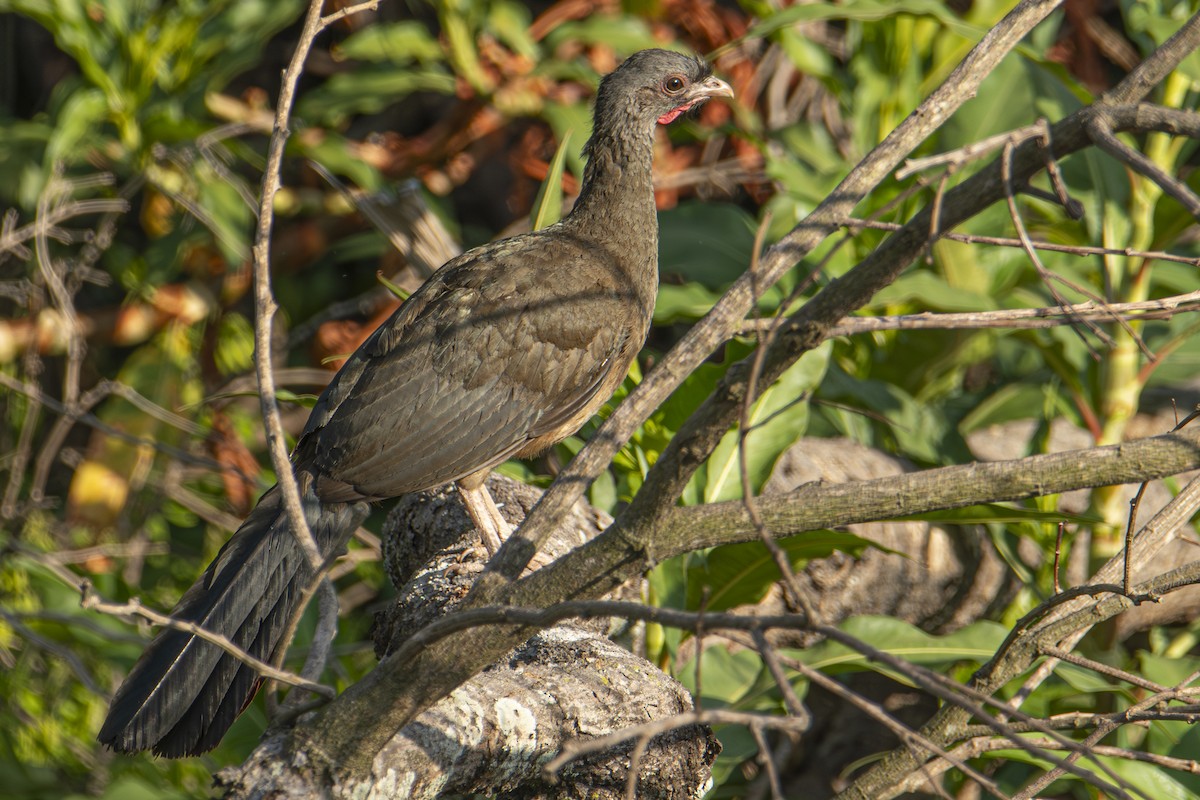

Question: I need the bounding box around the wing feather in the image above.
[296,232,645,500]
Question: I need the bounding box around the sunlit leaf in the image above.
[531,131,572,231]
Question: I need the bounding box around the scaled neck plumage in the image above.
[565,104,660,245]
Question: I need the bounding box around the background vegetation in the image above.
[2,0,1199,797]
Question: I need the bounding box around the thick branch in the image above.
[310,426,1200,774]
[223,629,714,800]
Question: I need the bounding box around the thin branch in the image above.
[838,216,1200,265]
[896,120,1051,179]
[0,372,245,482]
[79,583,333,698]
[1002,139,1111,354]
[788,290,1200,337]
[248,0,328,572]
[749,722,785,800]
[1039,644,1167,693]
[1086,109,1200,217]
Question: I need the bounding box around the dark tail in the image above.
[98,479,368,757]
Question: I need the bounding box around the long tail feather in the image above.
[98,480,368,757]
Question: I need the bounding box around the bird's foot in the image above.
[457,482,510,556]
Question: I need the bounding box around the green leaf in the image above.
[788,616,1006,678]
[530,131,572,231]
[704,341,832,503]
[44,86,110,166]
[214,312,256,376]
[745,0,983,45]
[1053,662,1129,695]
[686,531,881,612]
[1102,756,1198,800]
[658,202,758,289]
[653,282,724,324]
[900,503,1100,526]
[869,270,997,312]
[334,21,443,64]
[1138,651,1200,688]
[298,66,456,125]
[959,380,1057,433]
[487,2,538,60]
[676,646,766,706]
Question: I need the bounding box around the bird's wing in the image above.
[296,232,645,500]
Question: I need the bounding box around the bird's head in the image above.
[594,49,734,131]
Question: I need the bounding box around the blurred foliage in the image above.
[1,0,1199,797]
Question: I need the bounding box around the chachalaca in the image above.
[99,48,733,758]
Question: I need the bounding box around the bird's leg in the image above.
[457,482,511,556]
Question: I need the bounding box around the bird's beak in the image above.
[657,74,734,125]
[691,75,734,102]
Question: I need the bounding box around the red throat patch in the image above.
[657,101,696,125]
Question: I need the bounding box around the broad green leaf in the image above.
[686,531,880,612]
[658,202,758,289]
[1138,651,1200,688]
[869,270,997,312]
[704,340,832,503]
[677,645,766,706]
[1102,756,1198,800]
[1054,661,1130,695]
[987,746,1199,800]
[959,381,1056,433]
[653,282,724,324]
[788,616,1006,677]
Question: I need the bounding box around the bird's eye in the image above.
[663,76,685,94]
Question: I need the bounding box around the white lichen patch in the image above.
[492,697,538,775]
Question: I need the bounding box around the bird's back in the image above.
[298,220,657,503]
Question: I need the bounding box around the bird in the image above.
[98,48,733,758]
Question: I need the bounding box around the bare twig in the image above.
[896,121,1051,179]
[248,0,331,573]
[1054,521,1065,594]
[783,290,1200,337]
[80,583,333,698]
[1001,140,1111,355]
[1040,644,1167,693]
[837,215,1200,265]
[749,722,784,800]
[1086,109,1200,218]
